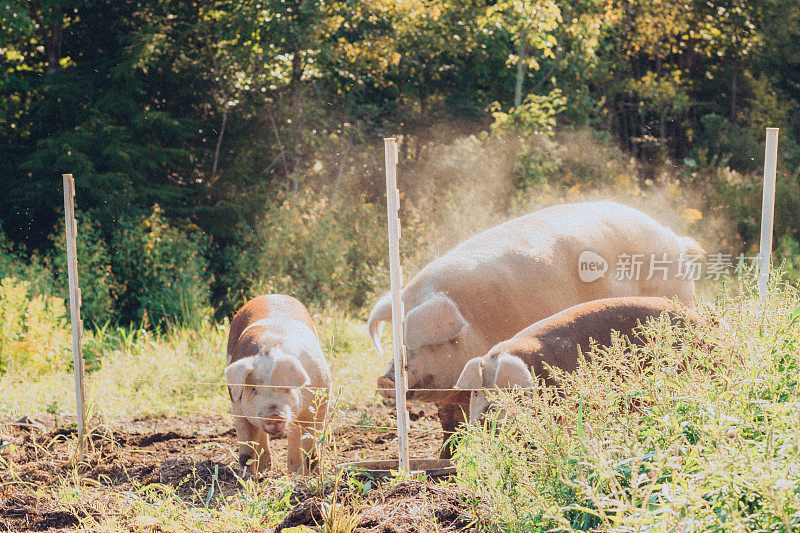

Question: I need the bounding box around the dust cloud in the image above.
[388,128,735,272]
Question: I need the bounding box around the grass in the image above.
[0,309,386,423]
[41,473,298,531]
[453,275,800,532]
[0,308,394,531]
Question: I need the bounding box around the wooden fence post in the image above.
[758,128,779,313]
[383,138,410,471]
[62,174,87,460]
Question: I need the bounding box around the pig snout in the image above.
[377,375,396,400]
[262,415,286,436]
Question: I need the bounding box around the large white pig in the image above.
[225,294,331,476]
[368,201,703,457]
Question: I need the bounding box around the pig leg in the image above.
[233,407,271,475]
[289,401,328,475]
[286,420,315,475]
[436,401,468,460]
[304,397,328,474]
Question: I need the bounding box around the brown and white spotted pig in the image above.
[225,294,331,475]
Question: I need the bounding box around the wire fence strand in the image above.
[0,400,443,435]
[0,373,485,392]
[1,372,469,442]
[156,406,440,433]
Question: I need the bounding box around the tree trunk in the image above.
[514,39,528,108]
[211,108,228,180]
[289,46,305,193]
[46,20,63,74]
[330,140,351,207]
[656,55,666,143]
[267,108,290,182]
[29,3,63,74]
[729,67,738,122]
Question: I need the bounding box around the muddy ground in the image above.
[0,405,479,532]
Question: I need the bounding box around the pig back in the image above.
[378,201,700,398]
[226,295,317,365]
[503,296,698,385]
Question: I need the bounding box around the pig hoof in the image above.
[239,455,254,475]
[438,444,455,460]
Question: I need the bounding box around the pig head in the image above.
[370,291,488,404]
[455,354,535,424]
[226,349,312,436]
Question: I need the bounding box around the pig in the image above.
[368,201,704,458]
[224,294,331,476]
[454,296,701,423]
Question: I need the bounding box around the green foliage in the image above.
[776,235,800,285]
[454,280,800,531]
[0,0,799,330]
[696,114,762,172]
[223,195,388,313]
[110,206,212,327]
[0,227,23,281]
[482,0,562,71]
[0,277,70,376]
[490,89,567,137]
[0,225,57,297]
[49,212,119,327]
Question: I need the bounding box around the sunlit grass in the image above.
[44,473,298,532]
[454,275,800,531]
[6,275,800,531]
[0,309,387,422]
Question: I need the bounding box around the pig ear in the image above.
[493,354,535,389]
[456,358,484,390]
[225,357,255,402]
[367,293,392,356]
[269,356,311,389]
[404,294,467,350]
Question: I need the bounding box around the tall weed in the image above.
[454,277,800,531]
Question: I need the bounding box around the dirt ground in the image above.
[0,405,478,532]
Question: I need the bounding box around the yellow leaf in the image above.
[682,208,703,225]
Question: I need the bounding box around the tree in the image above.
[0,1,196,247]
[481,0,562,108]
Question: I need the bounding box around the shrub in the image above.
[0,226,21,280]
[49,212,120,327]
[776,234,800,285]
[695,114,762,173]
[0,277,71,376]
[0,225,56,296]
[110,205,212,327]
[489,90,568,138]
[222,194,390,313]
